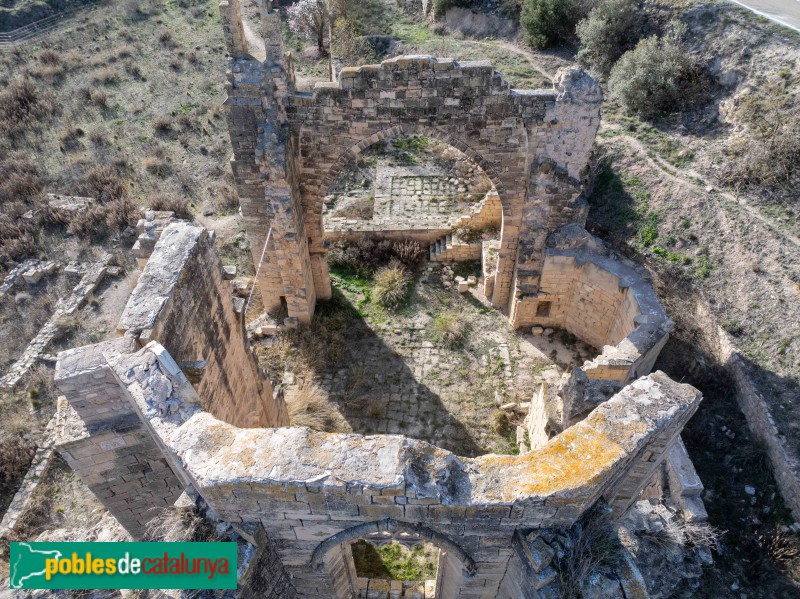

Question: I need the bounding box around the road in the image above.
[726,0,800,34]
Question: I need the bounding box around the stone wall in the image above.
[53,338,185,538]
[221,0,602,327]
[101,339,700,598]
[117,222,286,429]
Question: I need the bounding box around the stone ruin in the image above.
[48,2,711,597]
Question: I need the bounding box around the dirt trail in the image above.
[609,130,800,249]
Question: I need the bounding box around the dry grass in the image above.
[428,309,468,349]
[641,515,724,551]
[147,192,191,219]
[286,382,350,433]
[144,505,220,542]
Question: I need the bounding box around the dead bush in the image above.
[87,87,108,107]
[392,240,426,268]
[0,78,56,140]
[0,434,36,489]
[147,193,191,219]
[364,398,386,420]
[327,238,423,275]
[159,29,177,47]
[641,515,723,551]
[89,128,108,145]
[218,184,239,210]
[719,77,800,193]
[151,114,173,133]
[373,261,411,311]
[553,510,621,599]
[90,67,119,85]
[144,505,220,542]
[286,382,349,432]
[80,165,128,203]
[142,156,172,177]
[491,410,511,436]
[58,126,85,151]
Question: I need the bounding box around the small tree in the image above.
[576,0,641,76]
[332,18,376,67]
[608,29,707,119]
[287,0,331,55]
[520,0,591,48]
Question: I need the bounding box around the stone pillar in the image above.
[54,339,185,538]
[219,0,248,58]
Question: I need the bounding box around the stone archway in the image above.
[310,519,476,599]
[301,123,517,308]
[223,1,602,327]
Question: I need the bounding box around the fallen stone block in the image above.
[457,281,469,293]
[222,265,237,280]
[531,326,544,335]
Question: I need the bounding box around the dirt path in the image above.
[608,130,800,249]
[241,18,266,61]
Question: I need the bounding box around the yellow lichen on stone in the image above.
[480,424,625,501]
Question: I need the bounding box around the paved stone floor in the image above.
[270,263,595,457]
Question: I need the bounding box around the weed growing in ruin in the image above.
[286,381,350,433]
[373,261,412,311]
[145,505,221,542]
[428,309,468,349]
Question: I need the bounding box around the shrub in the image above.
[80,165,128,203]
[576,0,642,76]
[0,78,56,140]
[147,193,191,218]
[521,0,590,48]
[432,0,471,18]
[608,30,708,119]
[429,309,467,349]
[373,261,411,310]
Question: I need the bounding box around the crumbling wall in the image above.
[101,339,700,598]
[117,222,286,428]
[53,338,185,538]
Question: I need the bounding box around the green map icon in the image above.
[10,543,63,589]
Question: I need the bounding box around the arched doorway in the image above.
[298,123,519,312]
[310,519,476,599]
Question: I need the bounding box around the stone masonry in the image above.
[221,0,602,327]
[45,3,710,596]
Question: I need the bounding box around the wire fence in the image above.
[0,1,105,51]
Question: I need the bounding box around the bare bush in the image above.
[151,114,173,133]
[147,193,191,219]
[90,67,119,85]
[80,165,128,203]
[553,510,621,599]
[144,505,220,542]
[392,240,426,269]
[0,78,56,140]
[0,434,36,487]
[641,516,724,551]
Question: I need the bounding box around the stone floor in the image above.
[323,163,490,237]
[271,263,595,457]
